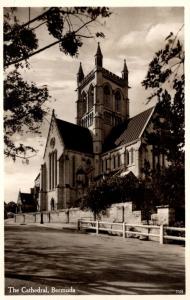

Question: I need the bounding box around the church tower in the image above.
[76,43,130,175]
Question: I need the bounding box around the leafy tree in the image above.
[4,7,111,160]
[4,70,49,160]
[141,27,184,214]
[5,201,18,217]
[81,173,139,219]
[142,27,184,166]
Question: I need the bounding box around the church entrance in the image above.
[50,198,55,211]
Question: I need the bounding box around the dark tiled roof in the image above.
[20,193,33,204]
[56,118,93,154]
[103,106,155,151]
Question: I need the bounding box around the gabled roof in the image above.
[19,192,33,204]
[103,106,155,151]
[56,118,93,154]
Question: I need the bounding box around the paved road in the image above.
[5,225,185,295]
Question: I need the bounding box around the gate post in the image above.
[160,224,164,244]
[40,212,44,224]
[123,222,125,238]
[96,221,99,235]
[77,219,81,231]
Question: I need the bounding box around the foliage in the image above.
[141,28,184,215]
[80,173,139,218]
[4,201,18,218]
[4,7,111,68]
[151,165,184,209]
[142,27,184,166]
[4,7,111,160]
[4,70,49,160]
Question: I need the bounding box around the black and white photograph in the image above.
[3,0,188,297]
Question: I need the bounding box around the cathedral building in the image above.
[39,43,160,211]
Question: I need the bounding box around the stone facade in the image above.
[39,44,162,211]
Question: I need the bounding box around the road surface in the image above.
[5,225,185,295]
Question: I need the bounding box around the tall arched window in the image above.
[88,85,94,111]
[117,153,121,167]
[51,198,55,211]
[125,150,129,166]
[72,156,75,187]
[131,148,134,164]
[81,91,87,115]
[112,155,116,169]
[103,84,111,108]
[115,90,122,112]
[48,150,57,191]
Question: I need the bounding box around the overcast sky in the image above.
[4,6,184,203]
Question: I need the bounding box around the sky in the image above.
[4,6,184,203]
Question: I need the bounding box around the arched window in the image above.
[49,150,57,190]
[117,153,121,167]
[131,148,134,164]
[72,156,75,187]
[115,90,122,112]
[88,85,94,111]
[112,155,116,169]
[50,198,55,211]
[125,150,129,166]
[81,91,87,115]
[103,84,111,108]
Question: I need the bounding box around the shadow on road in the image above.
[5,225,185,295]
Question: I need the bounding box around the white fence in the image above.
[78,220,185,244]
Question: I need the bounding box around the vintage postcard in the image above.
[2,0,189,299]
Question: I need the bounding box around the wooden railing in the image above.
[78,220,185,244]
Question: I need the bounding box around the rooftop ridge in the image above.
[102,67,123,81]
[56,117,90,131]
[129,105,155,121]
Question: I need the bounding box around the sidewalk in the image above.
[5,219,78,231]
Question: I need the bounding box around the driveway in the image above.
[5,225,185,295]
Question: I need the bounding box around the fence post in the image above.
[160,224,164,244]
[96,220,99,235]
[123,222,125,238]
[40,212,43,224]
[77,219,81,231]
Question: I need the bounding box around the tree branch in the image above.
[74,17,97,34]
[31,20,47,31]
[18,8,52,29]
[5,39,61,67]
[5,16,98,68]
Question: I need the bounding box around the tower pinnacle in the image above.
[95,42,103,67]
[122,59,128,80]
[77,62,84,83]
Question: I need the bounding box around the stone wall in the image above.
[14,201,141,225]
[14,203,175,228]
[151,205,175,225]
[101,202,142,224]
